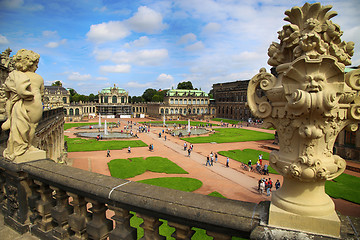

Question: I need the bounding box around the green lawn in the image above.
[138,177,202,192]
[182,128,274,144]
[212,118,241,125]
[64,122,117,130]
[65,136,147,152]
[140,120,218,126]
[108,157,188,179]
[325,173,360,204]
[218,149,278,174]
[208,191,226,198]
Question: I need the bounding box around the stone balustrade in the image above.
[0,157,358,239]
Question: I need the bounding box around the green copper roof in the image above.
[166,89,208,97]
[100,86,127,94]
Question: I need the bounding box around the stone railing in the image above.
[0,158,358,239]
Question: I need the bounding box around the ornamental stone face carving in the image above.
[247,3,359,237]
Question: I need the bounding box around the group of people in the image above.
[184,143,194,157]
[258,178,281,196]
[148,144,154,151]
[206,152,218,166]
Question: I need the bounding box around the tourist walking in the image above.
[164,135,167,141]
[226,157,229,167]
[128,146,131,153]
[184,142,187,151]
[259,179,265,194]
[106,149,110,157]
[275,179,281,190]
[187,148,191,157]
[215,153,218,163]
[206,156,211,166]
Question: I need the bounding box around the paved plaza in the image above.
[66,118,360,217]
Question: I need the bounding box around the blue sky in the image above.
[0,0,359,96]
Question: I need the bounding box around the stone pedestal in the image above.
[269,204,340,237]
[13,150,46,164]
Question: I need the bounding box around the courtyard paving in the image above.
[66,118,360,217]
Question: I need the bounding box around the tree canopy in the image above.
[52,80,62,86]
[177,81,194,90]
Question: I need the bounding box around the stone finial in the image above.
[247,3,359,237]
[268,2,354,67]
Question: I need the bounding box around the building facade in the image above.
[143,89,216,119]
[212,80,254,121]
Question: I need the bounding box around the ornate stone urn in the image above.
[247,3,359,237]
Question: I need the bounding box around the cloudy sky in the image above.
[0,0,359,96]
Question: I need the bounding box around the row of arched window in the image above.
[100,96,127,104]
[64,106,96,116]
[133,107,147,113]
[160,108,215,115]
[170,98,208,105]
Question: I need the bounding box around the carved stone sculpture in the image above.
[247,3,358,237]
[1,49,46,162]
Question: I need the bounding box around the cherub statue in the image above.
[2,49,45,161]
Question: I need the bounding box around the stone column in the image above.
[247,3,358,238]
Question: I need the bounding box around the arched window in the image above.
[170,108,174,114]
[197,99,200,104]
[201,108,204,114]
[205,99,208,104]
[170,99,174,104]
[112,96,117,103]
[193,99,196,104]
[175,99,178,104]
[184,108,187,114]
[184,99,187,104]
[165,109,169,114]
[201,99,204,104]
[161,108,164,114]
[63,97,67,104]
[180,99,183,104]
[197,108,200,114]
[175,108,178,114]
[75,108,80,116]
[121,96,125,103]
[133,107,135,112]
[63,109,67,115]
[212,109,216,114]
[180,108,182,114]
[104,96,108,103]
[136,107,139,112]
[93,107,96,112]
[192,108,196,114]
[188,108,191,114]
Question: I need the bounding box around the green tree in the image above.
[177,81,194,90]
[208,89,214,99]
[131,96,143,103]
[52,80,62,86]
[142,88,158,102]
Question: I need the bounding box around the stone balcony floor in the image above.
[0,213,39,240]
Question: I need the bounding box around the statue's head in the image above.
[13,49,40,72]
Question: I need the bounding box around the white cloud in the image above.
[177,33,197,45]
[156,73,174,84]
[100,64,131,73]
[96,77,108,81]
[42,30,58,38]
[0,34,9,44]
[202,22,221,35]
[124,36,149,48]
[112,49,168,66]
[45,39,67,48]
[93,48,113,61]
[67,72,92,81]
[185,41,204,51]
[87,21,130,44]
[126,81,152,88]
[0,0,43,11]
[126,6,167,34]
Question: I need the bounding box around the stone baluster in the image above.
[0,169,5,210]
[33,180,54,232]
[27,179,40,224]
[137,213,165,240]
[207,231,232,240]
[108,205,137,240]
[51,187,72,239]
[67,193,89,240]
[85,199,112,240]
[167,221,195,239]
